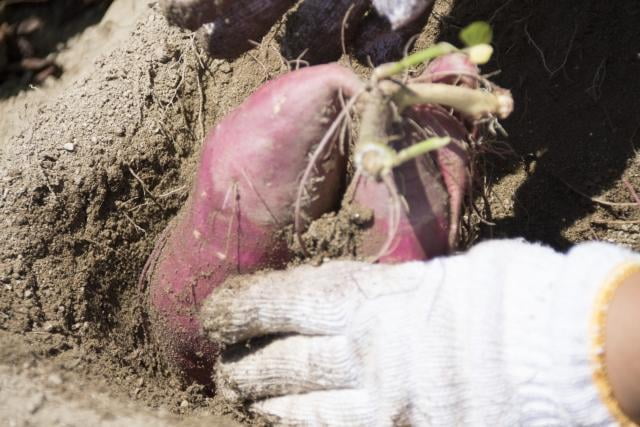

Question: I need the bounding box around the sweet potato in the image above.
[350,105,469,262]
[351,53,480,262]
[144,63,363,381]
[415,52,479,87]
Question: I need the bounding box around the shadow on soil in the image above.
[443,0,640,249]
[0,0,112,99]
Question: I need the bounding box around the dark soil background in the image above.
[448,0,640,249]
[0,0,639,425]
[0,0,113,97]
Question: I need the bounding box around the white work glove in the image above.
[201,239,640,426]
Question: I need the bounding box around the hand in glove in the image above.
[201,239,640,425]
[159,0,434,64]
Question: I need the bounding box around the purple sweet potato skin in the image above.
[353,105,469,263]
[416,52,479,87]
[354,53,475,262]
[413,106,470,249]
[146,64,363,380]
[421,53,477,247]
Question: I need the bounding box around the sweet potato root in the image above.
[144,63,363,380]
[350,104,469,262]
[350,53,491,262]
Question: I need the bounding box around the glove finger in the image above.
[251,390,375,426]
[200,261,365,344]
[195,0,295,59]
[160,0,224,30]
[280,0,370,64]
[217,335,360,400]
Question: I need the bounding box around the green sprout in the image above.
[357,21,511,180]
[372,21,494,81]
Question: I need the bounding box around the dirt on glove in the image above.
[1,0,640,425]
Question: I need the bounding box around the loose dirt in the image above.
[1,0,639,425]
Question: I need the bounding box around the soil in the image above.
[1,0,639,425]
[0,0,113,92]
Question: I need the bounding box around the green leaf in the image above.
[459,21,493,47]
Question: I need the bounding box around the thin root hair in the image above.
[294,90,365,256]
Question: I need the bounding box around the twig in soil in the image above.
[586,57,607,101]
[488,0,516,23]
[341,3,357,68]
[128,166,163,210]
[286,49,310,71]
[524,22,577,77]
[471,192,497,226]
[195,68,206,141]
[247,51,271,82]
[123,212,146,234]
[622,178,640,207]
[166,51,187,111]
[128,186,187,213]
[190,35,208,71]
[592,219,640,225]
[190,36,207,141]
[155,120,183,156]
[158,186,187,198]
[587,224,599,240]
[556,175,638,207]
[266,42,291,72]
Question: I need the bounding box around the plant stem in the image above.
[393,137,450,167]
[372,42,457,81]
[395,83,513,119]
[355,88,397,177]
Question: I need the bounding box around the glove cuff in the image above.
[554,242,640,425]
[590,260,640,426]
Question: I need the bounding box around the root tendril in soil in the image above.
[294,91,364,256]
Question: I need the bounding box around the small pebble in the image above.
[47,373,63,386]
[43,321,60,332]
[63,143,75,152]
